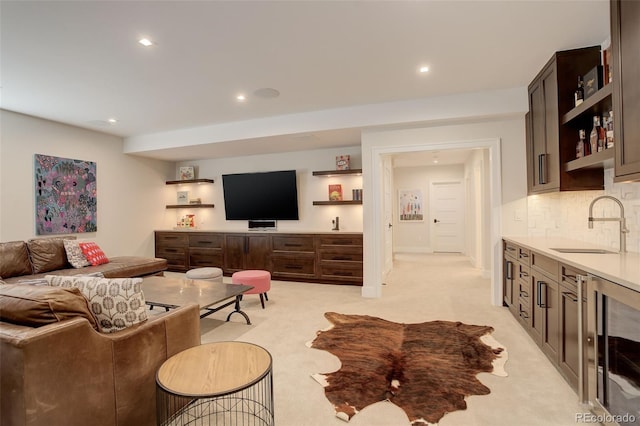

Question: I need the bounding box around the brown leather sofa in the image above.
[0,238,167,284]
[0,284,201,426]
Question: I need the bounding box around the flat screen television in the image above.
[222,170,299,220]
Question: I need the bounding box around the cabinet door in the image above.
[559,284,581,390]
[224,235,246,272]
[245,235,269,270]
[612,0,640,181]
[503,257,515,307]
[540,278,560,362]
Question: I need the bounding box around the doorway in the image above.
[363,138,502,305]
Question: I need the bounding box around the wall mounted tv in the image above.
[222,170,300,220]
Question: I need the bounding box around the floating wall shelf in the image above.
[166,204,215,209]
[166,179,214,185]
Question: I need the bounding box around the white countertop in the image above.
[503,236,640,293]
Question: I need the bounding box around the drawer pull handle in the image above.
[538,153,548,185]
[520,310,529,320]
[284,243,303,247]
[505,260,514,280]
[537,281,547,308]
[520,252,529,258]
[285,265,304,270]
[165,248,178,253]
[506,246,516,252]
[563,292,578,303]
[332,256,351,261]
[520,290,529,298]
[519,271,529,278]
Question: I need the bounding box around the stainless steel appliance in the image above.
[586,274,640,425]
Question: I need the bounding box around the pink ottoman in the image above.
[231,270,271,309]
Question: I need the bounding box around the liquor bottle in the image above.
[576,129,586,159]
[574,76,584,107]
[606,110,614,149]
[590,116,606,153]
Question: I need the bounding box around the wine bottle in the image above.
[574,76,584,107]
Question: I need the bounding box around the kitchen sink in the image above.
[551,248,616,254]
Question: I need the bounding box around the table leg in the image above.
[226,295,251,325]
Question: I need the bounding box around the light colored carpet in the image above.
[164,253,588,426]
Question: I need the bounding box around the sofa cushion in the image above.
[46,275,147,333]
[79,242,109,266]
[27,238,72,274]
[0,241,33,278]
[0,284,98,330]
[63,239,91,268]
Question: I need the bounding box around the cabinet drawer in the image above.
[272,235,315,252]
[155,249,187,270]
[319,246,363,262]
[518,278,531,302]
[531,251,559,280]
[518,248,530,265]
[560,264,587,298]
[271,256,316,276]
[156,232,188,247]
[517,263,530,281]
[319,262,363,279]
[504,241,518,258]
[317,235,363,247]
[189,233,223,249]
[156,246,186,257]
[189,248,223,268]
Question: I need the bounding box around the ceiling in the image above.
[1,1,610,161]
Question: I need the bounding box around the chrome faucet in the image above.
[588,195,628,253]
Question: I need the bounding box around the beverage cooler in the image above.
[586,275,640,425]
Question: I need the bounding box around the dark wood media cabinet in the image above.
[155,231,363,286]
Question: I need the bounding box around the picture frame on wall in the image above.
[179,166,195,180]
[177,191,189,204]
[399,189,424,221]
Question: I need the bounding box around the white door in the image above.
[430,181,464,253]
[382,158,393,277]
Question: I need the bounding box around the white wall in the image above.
[173,146,363,233]
[527,168,640,253]
[393,164,464,253]
[0,110,174,257]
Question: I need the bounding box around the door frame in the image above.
[363,137,502,306]
[429,179,465,253]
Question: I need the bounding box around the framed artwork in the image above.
[179,166,195,180]
[399,189,424,221]
[34,154,97,235]
[177,191,189,204]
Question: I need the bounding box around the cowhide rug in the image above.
[308,312,508,425]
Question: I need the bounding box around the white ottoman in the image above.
[186,267,223,284]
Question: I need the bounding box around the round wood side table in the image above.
[156,342,274,425]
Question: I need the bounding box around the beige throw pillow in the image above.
[63,239,91,268]
[46,275,147,333]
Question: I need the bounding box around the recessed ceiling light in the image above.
[138,38,153,47]
[236,94,246,101]
[107,118,118,124]
[419,66,430,73]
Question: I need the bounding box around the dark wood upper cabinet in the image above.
[612,0,640,182]
[527,47,606,195]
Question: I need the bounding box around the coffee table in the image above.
[142,276,253,324]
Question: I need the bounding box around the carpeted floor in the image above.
[164,253,588,426]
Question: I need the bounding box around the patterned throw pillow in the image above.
[78,242,109,266]
[45,275,147,333]
[63,240,91,268]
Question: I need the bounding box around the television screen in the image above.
[222,170,299,220]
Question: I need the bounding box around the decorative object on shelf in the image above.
[335,155,350,170]
[176,191,189,204]
[399,189,423,221]
[189,198,202,205]
[352,189,363,201]
[602,44,612,85]
[590,116,606,154]
[179,166,195,180]
[34,154,97,235]
[328,184,343,201]
[583,65,603,100]
[176,214,196,228]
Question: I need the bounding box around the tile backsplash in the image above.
[527,169,640,253]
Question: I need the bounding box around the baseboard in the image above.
[394,246,432,254]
